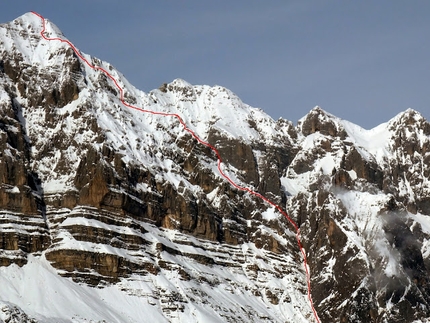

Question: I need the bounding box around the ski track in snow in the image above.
[30,11,320,323]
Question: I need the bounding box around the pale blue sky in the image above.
[2,1,429,128]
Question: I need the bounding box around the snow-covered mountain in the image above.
[1,12,429,323]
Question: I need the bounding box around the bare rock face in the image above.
[0,301,38,323]
[300,106,347,139]
[279,106,430,322]
[0,92,50,267]
[207,130,260,185]
[1,13,430,323]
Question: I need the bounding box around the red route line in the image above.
[31,11,320,323]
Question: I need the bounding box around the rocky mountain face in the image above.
[0,12,430,323]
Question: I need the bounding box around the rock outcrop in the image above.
[0,13,429,323]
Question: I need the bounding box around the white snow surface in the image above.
[0,12,429,323]
[4,13,428,201]
[0,255,167,323]
[0,218,312,323]
[1,13,295,196]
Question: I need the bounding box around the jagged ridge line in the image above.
[30,11,320,323]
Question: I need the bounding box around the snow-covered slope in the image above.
[1,12,430,323]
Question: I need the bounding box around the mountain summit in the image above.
[1,13,430,323]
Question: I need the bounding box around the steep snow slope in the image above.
[282,107,430,322]
[1,12,430,323]
[3,13,294,194]
[0,240,310,323]
[0,13,313,323]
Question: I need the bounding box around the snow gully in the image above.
[30,11,321,323]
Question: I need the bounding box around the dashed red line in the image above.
[31,11,320,323]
